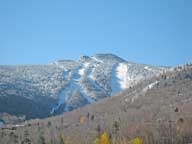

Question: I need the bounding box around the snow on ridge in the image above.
[91,57,104,63]
[144,66,153,71]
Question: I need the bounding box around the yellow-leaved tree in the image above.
[100,132,110,144]
[131,137,143,144]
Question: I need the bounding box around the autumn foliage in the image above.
[94,132,110,144]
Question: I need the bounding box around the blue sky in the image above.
[0,0,191,66]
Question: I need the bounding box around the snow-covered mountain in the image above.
[0,54,165,121]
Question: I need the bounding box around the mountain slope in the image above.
[0,54,164,122]
[0,64,191,144]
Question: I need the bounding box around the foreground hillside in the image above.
[0,54,164,124]
[0,64,192,144]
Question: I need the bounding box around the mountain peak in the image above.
[92,53,126,63]
[79,55,92,62]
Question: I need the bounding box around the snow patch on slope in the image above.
[78,68,85,76]
[148,81,159,89]
[78,62,90,76]
[51,63,96,114]
[116,63,131,89]
[130,81,160,104]
[50,82,71,114]
[111,63,132,94]
[111,64,122,94]
[49,54,165,114]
